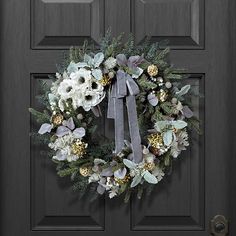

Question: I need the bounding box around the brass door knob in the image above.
[210,215,228,236]
[215,222,226,233]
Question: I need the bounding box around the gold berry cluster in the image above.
[144,162,156,171]
[114,175,131,185]
[147,133,163,149]
[99,74,112,86]
[71,139,88,158]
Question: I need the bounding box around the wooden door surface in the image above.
[1,0,236,235]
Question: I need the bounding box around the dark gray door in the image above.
[1,0,235,235]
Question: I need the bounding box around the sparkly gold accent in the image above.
[158,89,168,102]
[147,133,163,149]
[99,74,112,86]
[51,113,64,126]
[144,162,156,171]
[79,166,92,177]
[114,175,131,185]
[147,64,158,77]
[71,139,88,158]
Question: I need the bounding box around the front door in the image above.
[1,0,235,235]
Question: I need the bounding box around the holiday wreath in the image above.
[30,33,200,202]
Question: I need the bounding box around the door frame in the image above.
[229,0,236,235]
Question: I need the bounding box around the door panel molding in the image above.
[30,74,105,231]
[132,0,205,49]
[131,74,205,231]
[31,0,105,49]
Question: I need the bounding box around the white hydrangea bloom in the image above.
[104,57,116,69]
[49,132,85,162]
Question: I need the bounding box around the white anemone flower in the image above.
[81,90,105,111]
[57,79,78,100]
[70,68,92,85]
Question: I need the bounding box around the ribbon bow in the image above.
[107,70,142,163]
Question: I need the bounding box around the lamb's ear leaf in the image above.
[176,85,191,97]
[163,130,173,146]
[63,117,75,130]
[116,54,127,66]
[93,52,104,67]
[148,93,158,106]
[123,159,136,169]
[172,120,187,129]
[131,175,142,188]
[182,105,194,118]
[67,61,78,74]
[73,127,86,138]
[143,171,158,184]
[84,54,93,66]
[97,185,106,195]
[114,168,127,179]
[56,126,70,137]
[154,121,168,132]
[92,69,103,80]
[38,123,52,134]
[48,93,58,104]
[77,62,88,68]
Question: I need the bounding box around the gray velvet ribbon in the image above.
[107,70,142,163]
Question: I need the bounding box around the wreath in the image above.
[29,33,200,202]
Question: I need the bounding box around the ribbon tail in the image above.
[107,82,124,154]
[114,98,124,153]
[107,90,115,119]
[126,95,142,163]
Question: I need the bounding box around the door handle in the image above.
[210,215,229,236]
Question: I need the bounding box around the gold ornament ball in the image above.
[79,166,91,177]
[51,113,64,126]
[147,64,159,77]
[71,139,88,158]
